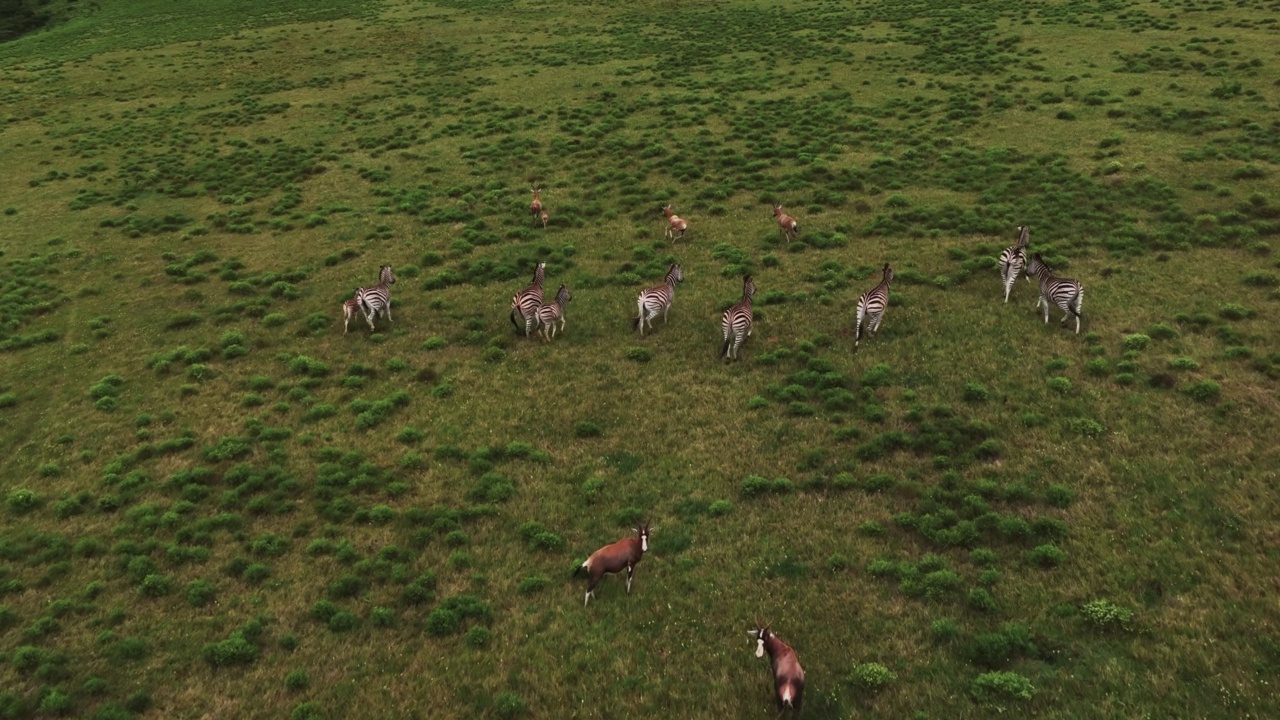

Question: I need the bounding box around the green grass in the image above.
[2,0,1280,718]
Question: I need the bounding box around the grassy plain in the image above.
[1,0,1279,718]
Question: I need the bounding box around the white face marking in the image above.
[641,536,648,552]
[755,639,765,658]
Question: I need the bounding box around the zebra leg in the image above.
[525,313,535,338]
[662,305,669,324]
[872,312,883,335]
[1003,273,1013,303]
[1042,296,1050,324]
[384,302,391,322]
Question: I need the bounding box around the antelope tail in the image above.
[572,560,588,578]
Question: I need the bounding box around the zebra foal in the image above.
[535,285,572,342]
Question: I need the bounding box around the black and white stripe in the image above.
[999,225,1030,304]
[1026,253,1084,334]
[720,274,755,360]
[509,261,547,337]
[354,265,396,332]
[535,285,572,341]
[855,263,893,347]
[633,263,684,336]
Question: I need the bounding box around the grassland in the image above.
[1,0,1279,718]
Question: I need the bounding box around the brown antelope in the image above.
[663,205,688,243]
[574,523,650,607]
[748,624,805,716]
[529,187,543,227]
[539,209,549,229]
[773,204,799,243]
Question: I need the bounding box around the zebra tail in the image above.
[632,314,641,330]
[1069,290,1083,318]
[509,308,520,330]
[720,336,731,358]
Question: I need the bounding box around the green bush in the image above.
[425,608,461,636]
[1046,376,1072,393]
[848,662,897,693]
[1082,598,1134,631]
[962,382,990,402]
[1183,380,1221,402]
[1044,485,1076,507]
[971,671,1034,703]
[285,669,310,691]
[186,579,216,607]
[1027,544,1066,567]
[465,625,492,648]
[1123,334,1151,351]
[6,488,40,514]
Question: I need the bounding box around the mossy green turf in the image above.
[2,0,1280,718]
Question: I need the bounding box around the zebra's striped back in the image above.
[354,266,396,331]
[999,225,1031,303]
[510,261,547,336]
[1027,253,1084,334]
[721,275,755,360]
[855,263,893,347]
[634,263,684,335]
[536,285,572,341]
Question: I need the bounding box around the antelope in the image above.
[773,204,799,243]
[574,523,650,607]
[540,209,549,229]
[748,624,805,717]
[663,205,688,243]
[530,187,543,227]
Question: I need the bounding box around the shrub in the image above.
[202,632,259,667]
[518,576,549,594]
[968,588,997,613]
[1184,380,1221,402]
[1169,357,1199,370]
[971,671,1034,703]
[574,420,603,438]
[328,611,359,632]
[708,500,732,516]
[1046,376,1072,393]
[6,488,40,514]
[425,608,461,636]
[1123,334,1151,350]
[1082,598,1134,631]
[625,346,653,362]
[962,382,990,402]
[1065,418,1105,437]
[740,475,771,497]
[848,662,897,693]
[285,669,310,691]
[1028,544,1066,567]
[291,702,322,720]
[1044,485,1075,507]
[465,625,492,648]
[138,574,173,597]
[0,392,16,408]
[494,692,525,719]
[186,579,216,607]
[931,618,959,643]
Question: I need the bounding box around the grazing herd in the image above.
[332,208,1087,713]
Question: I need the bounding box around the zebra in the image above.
[720,274,755,360]
[855,263,893,348]
[999,225,1031,304]
[535,285,572,342]
[354,265,396,332]
[1026,253,1084,334]
[509,261,547,337]
[633,263,684,336]
[341,296,362,335]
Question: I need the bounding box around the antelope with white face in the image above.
[748,624,805,716]
[773,204,799,243]
[574,523,650,607]
[530,187,544,227]
[663,205,688,243]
